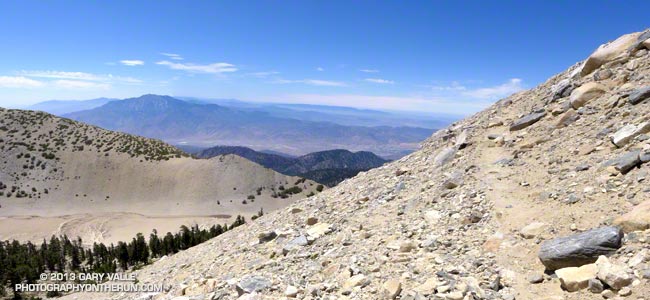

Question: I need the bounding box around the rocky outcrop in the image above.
[579,32,641,76]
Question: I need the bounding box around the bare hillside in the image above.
[0,109,321,243]
[63,30,650,300]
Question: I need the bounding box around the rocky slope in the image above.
[61,30,650,300]
[197,147,389,186]
[0,109,321,242]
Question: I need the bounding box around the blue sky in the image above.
[0,0,649,114]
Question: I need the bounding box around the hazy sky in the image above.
[1,0,649,114]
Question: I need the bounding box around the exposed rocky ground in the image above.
[59,30,650,300]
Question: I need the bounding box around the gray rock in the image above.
[551,79,574,100]
[433,147,457,167]
[594,69,613,81]
[642,268,650,279]
[257,231,278,243]
[395,181,406,193]
[538,226,623,270]
[443,180,458,189]
[527,273,544,284]
[487,134,500,140]
[629,86,650,105]
[510,111,547,131]
[640,149,650,163]
[283,235,308,255]
[587,278,604,293]
[575,164,591,172]
[603,150,642,174]
[565,193,580,204]
[494,158,514,166]
[236,275,272,295]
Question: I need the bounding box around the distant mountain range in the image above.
[52,94,440,157]
[25,98,118,115]
[177,97,457,129]
[196,146,388,186]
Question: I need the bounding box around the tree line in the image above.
[0,215,247,299]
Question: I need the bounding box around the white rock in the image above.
[381,279,402,299]
[284,285,299,298]
[611,122,650,147]
[306,223,332,238]
[555,263,597,292]
[343,274,368,289]
[596,256,633,290]
[520,222,547,239]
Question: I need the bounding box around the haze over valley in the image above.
[24,94,447,158]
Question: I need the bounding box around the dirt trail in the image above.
[477,145,566,299]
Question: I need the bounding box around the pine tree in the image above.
[148,229,161,258]
[71,245,81,271]
[117,242,129,270]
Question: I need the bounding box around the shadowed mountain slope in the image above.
[197,146,388,186]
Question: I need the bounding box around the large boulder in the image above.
[569,82,607,109]
[611,122,650,147]
[580,32,641,76]
[510,110,547,131]
[538,226,623,271]
[629,86,650,105]
[613,200,650,232]
[555,264,597,292]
